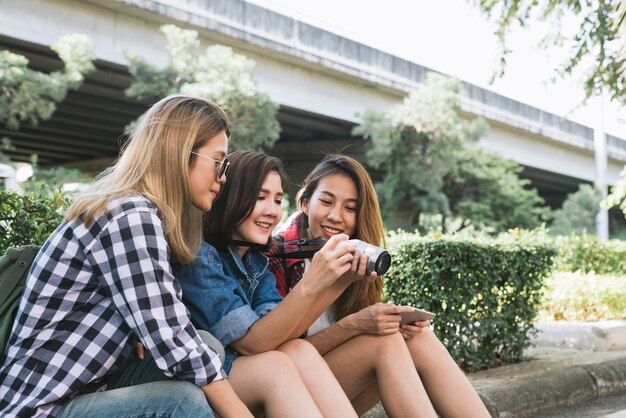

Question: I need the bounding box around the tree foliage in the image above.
[0,34,95,130]
[19,155,86,195]
[603,164,626,216]
[473,0,626,105]
[125,25,280,151]
[354,73,489,227]
[551,184,601,235]
[0,34,95,161]
[355,73,549,232]
[444,147,550,232]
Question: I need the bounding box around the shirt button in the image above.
[238,278,244,285]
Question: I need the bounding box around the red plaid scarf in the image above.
[268,213,307,297]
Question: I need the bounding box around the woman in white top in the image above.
[270,154,490,418]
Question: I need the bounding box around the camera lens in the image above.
[374,251,391,275]
[323,239,392,276]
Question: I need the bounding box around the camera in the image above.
[335,239,392,276]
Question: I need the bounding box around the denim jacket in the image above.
[175,242,283,372]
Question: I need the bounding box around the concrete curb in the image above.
[583,359,626,397]
[361,349,626,418]
[474,354,626,418]
[475,364,597,417]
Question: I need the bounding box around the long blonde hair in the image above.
[298,154,386,320]
[66,95,230,264]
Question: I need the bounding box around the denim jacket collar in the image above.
[225,246,269,280]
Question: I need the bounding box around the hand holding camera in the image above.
[277,235,392,294]
[338,248,378,285]
[300,234,355,295]
[334,239,391,276]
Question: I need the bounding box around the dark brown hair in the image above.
[299,154,385,320]
[204,150,289,251]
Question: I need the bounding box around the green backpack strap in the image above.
[0,245,40,360]
[0,245,40,306]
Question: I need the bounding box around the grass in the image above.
[537,271,626,322]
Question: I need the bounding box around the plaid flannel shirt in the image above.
[268,213,306,297]
[0,196,225,418]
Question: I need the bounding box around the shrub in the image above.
[537,272,626,322]
[555,234,626,274]
[0,188,71,254]
[385,231,556,372]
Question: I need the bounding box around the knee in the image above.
[278,339,323,365]
[279,338,317,356]
[169,382,215,418]
[258,350,302,384]
[263,349,295,365]
[406,327,445,365]
[367,331,407,356]
[406,327,439,352]
[178,382,210,408]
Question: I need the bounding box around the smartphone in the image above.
[399,307,435,325]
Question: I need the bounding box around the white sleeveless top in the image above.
[308,309,334,335]
[304,258,335,335]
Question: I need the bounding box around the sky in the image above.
[248,0,626,137]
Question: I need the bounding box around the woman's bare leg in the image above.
[324,332,437,418]
[277,339,357,418]
[350,329,490,418]
[406,328,491,418]
[227,350,322,418]
[350,383,381,416]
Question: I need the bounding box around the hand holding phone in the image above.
[398,307,435,325]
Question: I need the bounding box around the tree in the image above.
[444,147,550,232]
[604,166,626,215]
[19,155,86,195]
[125,25,280,151]
[354,72,488,227]
[0,34,96,161]
[551,184,601,235]
[473,0,626,105]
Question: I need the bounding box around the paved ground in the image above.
[533,393,626,418]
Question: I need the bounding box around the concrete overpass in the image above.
[1,0,625,207]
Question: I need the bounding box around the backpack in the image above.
[0,245,40,363]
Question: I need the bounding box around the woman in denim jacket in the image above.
[175,151,366,418]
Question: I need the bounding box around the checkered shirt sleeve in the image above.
[0,196,224,418]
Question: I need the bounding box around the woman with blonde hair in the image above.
[270,154,491,418]
[0,95,251,417]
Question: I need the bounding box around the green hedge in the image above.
[555,234,626,274]
[385,232,556,372]
[0,189,70,254]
